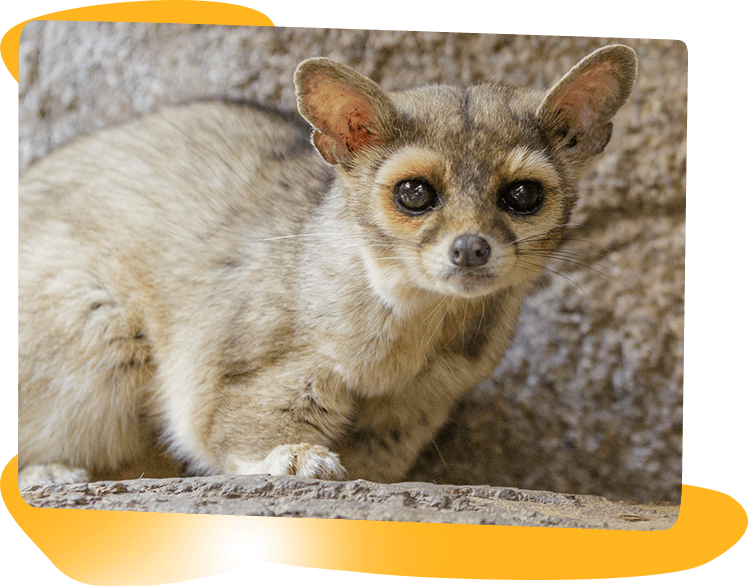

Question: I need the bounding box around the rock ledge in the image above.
[21,476,679,531]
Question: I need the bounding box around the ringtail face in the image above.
[295,46,637,307]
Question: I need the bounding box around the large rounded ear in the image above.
[538,45,638,157]
[294,58,398,168]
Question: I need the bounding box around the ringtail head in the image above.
[294,46,637,307]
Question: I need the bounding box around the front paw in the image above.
[263,443,347,480]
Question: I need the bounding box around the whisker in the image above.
[246,232,349,242]
[507,219,627,288]
[475,298,486,343]
[421,294,451,342]
[516,258,589,297]
[518,249,625,287]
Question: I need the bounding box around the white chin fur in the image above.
[364,252,509,310]
[440,278,501,299]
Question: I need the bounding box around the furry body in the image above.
[18,46,637,486]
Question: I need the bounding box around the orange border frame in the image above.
[2,456,747,583]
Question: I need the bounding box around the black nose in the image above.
[449,233,491,267]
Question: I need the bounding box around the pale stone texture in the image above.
[20,475,678,530]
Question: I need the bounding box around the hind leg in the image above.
[18,258,155,487]
[18,463,90,487]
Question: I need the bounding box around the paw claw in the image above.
[265,443,347,480]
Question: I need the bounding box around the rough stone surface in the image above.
[21,475,678,530]
[18,23,685,505]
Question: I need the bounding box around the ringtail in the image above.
[18,45,637,487]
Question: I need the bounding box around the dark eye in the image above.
[394,180,438,215]
[499,180,544,215]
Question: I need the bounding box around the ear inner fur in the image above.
[538,45,637,148]
[295,58,396,166]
